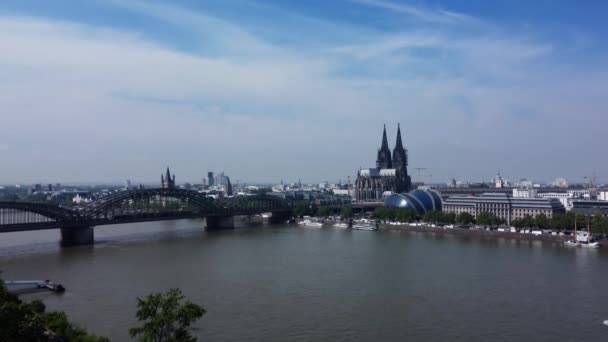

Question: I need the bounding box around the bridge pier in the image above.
[60,226,94,247]
[206,216,235,231]
[268,212,292,224]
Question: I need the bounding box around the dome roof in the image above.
[383,189,443,215]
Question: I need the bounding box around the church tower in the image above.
[376,124,392,169]
[161,166,176,189]
[392,124,412,192]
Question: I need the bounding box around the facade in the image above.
[355,124,412,201]
[207,172,214,186]
[572,200,608,216]
[384,189,443,216]
[443,193,565,224]
[161,167,176,189]
[512,188,537,198]
[494,173,506,188]
[598,190,608,202]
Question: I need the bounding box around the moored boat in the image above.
[298,219,323,228]
[351,220,377,231]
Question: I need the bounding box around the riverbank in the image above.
[378,223,572,243]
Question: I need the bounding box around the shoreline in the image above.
[377,223,573,243]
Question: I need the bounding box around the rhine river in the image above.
[1,220,608,341]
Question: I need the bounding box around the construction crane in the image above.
[583,174,608,188]
[583,176,598,188]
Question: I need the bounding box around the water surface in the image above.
[1,221,607,341]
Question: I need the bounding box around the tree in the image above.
[340,206,353,221]
[318,206,330,219]
[422,210,450,224]
[442,212,456,224]
[129,288,206,342]
[477,211,502,227]
[534,214,550,229]
[0,274,107,341]
[395,208,417,223]
[293,202,307,218]
[456,212,474,225]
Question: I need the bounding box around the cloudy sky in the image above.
[1,0,607,185]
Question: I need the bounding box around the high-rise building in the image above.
[207,172,214,186]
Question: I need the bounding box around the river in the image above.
[1,220,607,341]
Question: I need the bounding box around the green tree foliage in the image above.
[395,208,418,223]
[0,276,107,342]
[129,288,206,342]
[456,212,475,225]
[293,202,308,218]
[421,210,455,224]
[340,206,353,220]
[476,212,504,227]
[534,214,550,229]
[318,206,330,219]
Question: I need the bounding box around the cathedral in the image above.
[355,124,412,201]
[161,166,176,189]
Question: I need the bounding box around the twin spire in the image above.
[377,124,405,170]
[380,123,405,152]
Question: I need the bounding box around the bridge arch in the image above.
[81,188,225,221]
[0,201,84,230]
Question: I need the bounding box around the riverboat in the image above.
[299,219,323,228]
[351,220,377,231]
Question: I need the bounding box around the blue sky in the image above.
[1,0,607,185]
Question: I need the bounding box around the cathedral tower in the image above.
[392,124,412,192]
[376,124,392,169]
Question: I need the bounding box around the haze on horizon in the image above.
[1,0,607,185]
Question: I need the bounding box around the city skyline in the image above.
[1,0,608,183]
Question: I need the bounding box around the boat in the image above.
[564,218,580,247]
[333,222,349,229]
[564,218,600,248]
[5,280,65,294]
[298,219,323,228]
[351,220,377,231]
[580,219,600,248]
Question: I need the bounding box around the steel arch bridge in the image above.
[0,189,293,233]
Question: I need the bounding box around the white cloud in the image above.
[0,0,607,184]
[350,0,478,24]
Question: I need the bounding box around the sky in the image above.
[1,0,607,185]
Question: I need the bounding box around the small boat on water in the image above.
[5,280,65,294]
[298,219,323,228]
[333,222,349,229]
[351,220,377,231]
[565,218,600,248]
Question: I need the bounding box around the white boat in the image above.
[565,218,600,248]
[564,218,580,247]
[351,220,377,231]
[333,222,349,228]
[580,219,600,248]
[299,219,323,228]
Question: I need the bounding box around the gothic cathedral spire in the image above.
[395,123,404,150]
[376,124,392,169]
[392,123,411,192]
